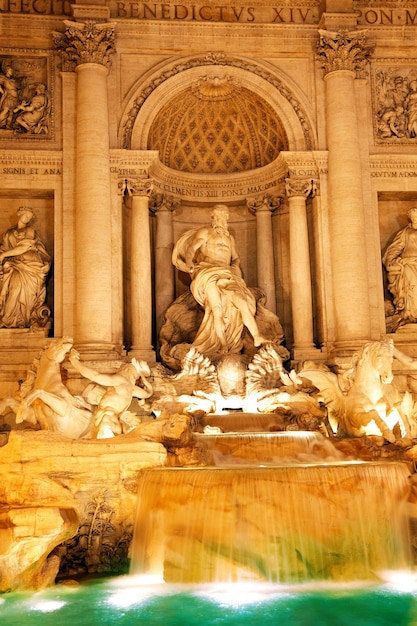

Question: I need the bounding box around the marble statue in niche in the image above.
[160,203,289,370]
[0,57,51,135]
[0,206,51,329]
[383,207,417,331]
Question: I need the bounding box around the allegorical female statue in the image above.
[0,206,51,329]
[383,207,417,330]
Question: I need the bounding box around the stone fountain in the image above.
[1,205,417,593]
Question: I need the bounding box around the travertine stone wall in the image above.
[0,0,417,375]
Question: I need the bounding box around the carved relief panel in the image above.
[0,52,53,140]
[372,62,417,143]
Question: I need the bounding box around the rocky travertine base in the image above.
[0,427,169,592]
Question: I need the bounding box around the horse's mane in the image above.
[19,354,41,397]
[340,339,394,392]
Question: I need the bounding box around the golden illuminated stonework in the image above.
[147,76,288,173]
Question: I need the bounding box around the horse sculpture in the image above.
[0,337,94,438]
[298,339,415,442]
[0,337,155,439]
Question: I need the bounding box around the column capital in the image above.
[316,29,374,77]
[149,193,179,214]
[53,20,116,71]
[285,177,318,199]
[119,177,153,197]
[247,194,282,214]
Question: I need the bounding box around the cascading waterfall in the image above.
[130,428,412,585]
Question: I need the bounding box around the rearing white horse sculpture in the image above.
[299,339,414,442]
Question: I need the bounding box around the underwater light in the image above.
[195,583,289,606]
[379,570,417,593]
[106,575,166,608]
[29,599,66,612]
[106,587,155,608]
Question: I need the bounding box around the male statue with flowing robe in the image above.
[172,204,268,356]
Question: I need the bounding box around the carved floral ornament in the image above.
[247,194,283,214]
[118,177,153,197]
[285,178,318,199]
[52,20,116,70]
[316,29,374,77]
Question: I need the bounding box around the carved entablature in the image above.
[110,150,158,179]
[0,152,62,177]
[148,155,288,203]
[53,20,116,70]
[372,61,417,144]
[316,29,374,77]
[0,51,53,140]
[369,155,417,182]
[281,150,327,178]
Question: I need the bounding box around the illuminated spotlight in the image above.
[195,583,290,606]
[378,570,417,593]
[106,576,166,608]
[29,600,66,612]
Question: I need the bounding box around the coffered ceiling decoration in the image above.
[147,76,288,174]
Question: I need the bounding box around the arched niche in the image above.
[119,54,317,155]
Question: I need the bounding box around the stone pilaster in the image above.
[150,195,177,342]
[247,194,281,314]
[59,69,76,339]
[54,21,122,359]
[285,177,319,359]
[122,178,155,363]
[316,29,374,354]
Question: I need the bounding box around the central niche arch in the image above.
[122,55,317,159]
[147,76,288,174]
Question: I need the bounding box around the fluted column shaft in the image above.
[317,29,374,350]
[129,180,155,361]
[286,179,316,352]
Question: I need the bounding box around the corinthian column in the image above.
[247,195,281,314]
[123,178,155,363]
[286,178,318,358]
[317,29,374,353]
[54,21,121,359]
[150,195,177,341]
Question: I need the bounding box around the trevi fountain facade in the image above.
[2,0,417,608]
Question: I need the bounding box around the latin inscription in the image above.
[154,178,284,199]
[1,1,417,24]
[2,166,61,174]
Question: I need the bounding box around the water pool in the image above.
[1,576,417,626]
